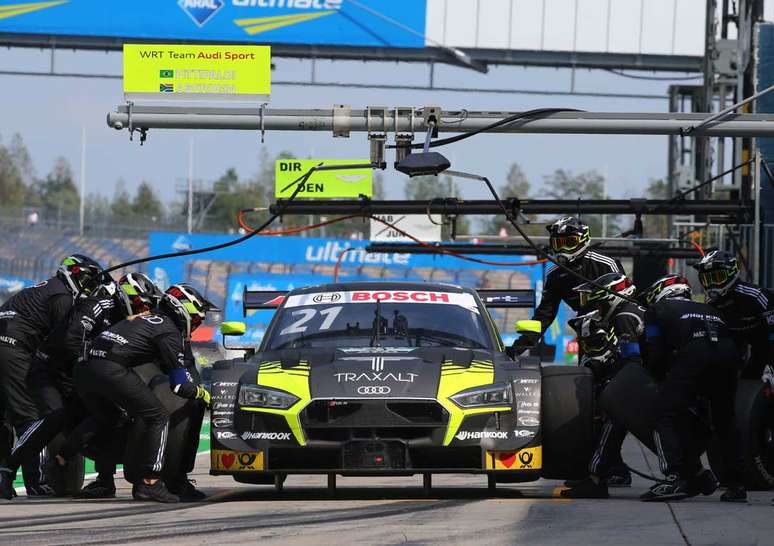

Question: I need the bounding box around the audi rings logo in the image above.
[313,293,342,303]
[357,385,391,395]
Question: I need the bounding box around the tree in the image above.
[35,157,80,222]
[0,143,26,209]
[132,181,164,222]
[542,169,620,237]
[480,163,532,236]
[111,179,134,222]
[644,178,669,238]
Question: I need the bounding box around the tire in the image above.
[43,434,85,496]
[708,379,774,490]
[122,363,194,485]
[540,365,594,480]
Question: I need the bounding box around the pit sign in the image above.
[275,159,373,198]
[370,214,442,243]
[123,44,271,101]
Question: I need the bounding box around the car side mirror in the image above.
[515,320,541,334]
[220,321,254,361]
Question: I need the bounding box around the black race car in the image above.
[208,281,595,490]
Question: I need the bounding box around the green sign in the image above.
[275,159,373,199]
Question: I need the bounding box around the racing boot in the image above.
[0,468,17,500]
[721,485,747,503]
[25,483,56,497]
[640,474,689,502]
[132,480,179,503]
[560,476,609,499]
[685,468,718,498]
[606,466,632,488]
[167,477,206,502]
[74,477,116,499]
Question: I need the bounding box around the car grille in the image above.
[301,399,448,443]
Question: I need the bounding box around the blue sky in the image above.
[0,46,694,204]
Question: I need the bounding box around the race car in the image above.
[208,281,594,491]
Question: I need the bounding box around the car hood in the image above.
[254,347,496,399]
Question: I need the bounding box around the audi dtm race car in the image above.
[208,282,594,490]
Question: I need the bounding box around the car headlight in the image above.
[450,383,512,408]
[238,385,299,410]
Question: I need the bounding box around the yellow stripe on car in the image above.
[437,360,511,445]
[239,361,312,446]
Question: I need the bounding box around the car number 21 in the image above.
[279,306,343,336]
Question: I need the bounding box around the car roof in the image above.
[287,281,472,296]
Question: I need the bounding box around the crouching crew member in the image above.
[640,275,746,502]
[65,284,213,503]
[509,216,624,357]
[62,272,162,499]
[0,255,103,500]
[562,272,643,496]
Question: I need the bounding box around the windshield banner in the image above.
[284,290,479,313]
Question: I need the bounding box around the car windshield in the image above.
[265,289,493,350]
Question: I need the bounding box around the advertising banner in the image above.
[274,159,373,198]
[123,44,270,101]
[0,1,426,49]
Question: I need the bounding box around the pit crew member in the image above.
[509,216,624,356]
[60,272,163,499]
[640,275,745,502]
[692,250,774,380]
[562,272,644,494]
[0,255,103,500]
[66,284,214,503]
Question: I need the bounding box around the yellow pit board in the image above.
[123,44,270,101]
[275,159,373,199]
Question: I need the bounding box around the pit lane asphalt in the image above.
[1,438,771,546]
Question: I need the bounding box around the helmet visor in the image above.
[550,235,582,252]
[699,269,730,288]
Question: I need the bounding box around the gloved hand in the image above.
[761,365,774,390]
[194,385,211,409]
[507,334,539,358]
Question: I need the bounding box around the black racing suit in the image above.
[37,295,129,481]
[70,310,201,480]
[644,298,743,483]
[0,276,74,477]
[709,281,774,379]
[513,251,624,353]
[589,302,646,478]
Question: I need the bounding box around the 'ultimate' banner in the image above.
[0,0,426,48]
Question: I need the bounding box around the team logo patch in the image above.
[211,449,263,471]
[486,447,542,470]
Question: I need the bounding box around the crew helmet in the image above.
[575,272,637,321]
[691,250,740,301]
[161,284,217,338]
[118,272,163,315]
[568,312,618,373]
[547,216,591,264]
[57,254,103,297]
[643,275,692,305]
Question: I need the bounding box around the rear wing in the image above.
[243,288,535,316]
[243,289,288,315]
[475,289,535,308]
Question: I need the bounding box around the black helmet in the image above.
[691,250,740,301]
[57,254,103,297]
[118,272,162,315]
[643,275,692,306]
[575,272,636,320]
[568,312,618,377]
[161,284,218,338]
[546,216,590,264]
